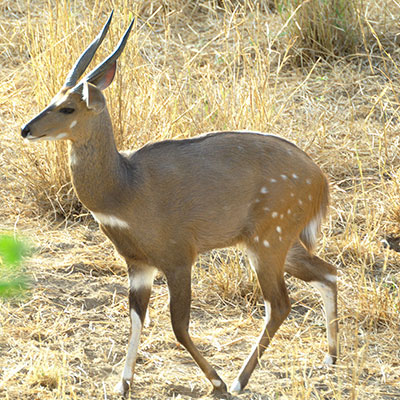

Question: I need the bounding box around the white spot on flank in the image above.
[56,132,68,139]
[69,120,77,129]
[298,199,303,205]
[272,212,278,218]
[276,226,282,233]
[260,186,268,194]
[122,309,142,381]
[255,199,260,203]
[292,173,298,179]
[287,209,292,215]
[212,379,222,387]
[280,214,284,219]
[270,178,277,183]
[254,236,259,243]
[91,212,129,229]
[308,194,313,201]
[263,207,270,212]
[279,236,282,241]
[281,174,288,180]
[290,192,295,197]
[306,178,312,185]
[129,268,156,291]
[263,240,270,248]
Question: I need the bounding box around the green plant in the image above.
[0,234,30,298]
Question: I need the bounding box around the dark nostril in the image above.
[21,125,31,138]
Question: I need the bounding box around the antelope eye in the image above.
[59,107,75,114]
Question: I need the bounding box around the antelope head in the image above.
[21,11,133,144]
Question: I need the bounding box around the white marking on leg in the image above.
[144,308,151,328]
[263,240,270,248]
[310,281,336,350]
[212,379,222,387]
[114,380,126,395]
[129,268,156,292]
[231,301,272,394]
[325,273,337,283]
[91,212,130,229]
[69,120,77,129]
[230,380,242,394]
[324,354,334,365]
[121,309,142,382]
[264,300,271,325]
[260,186,268,194]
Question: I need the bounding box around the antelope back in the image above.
[120,131,329,259]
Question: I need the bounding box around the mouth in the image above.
[25,134,46,141]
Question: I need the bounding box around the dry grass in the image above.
[1,0,400,399]
[276,0,362,64]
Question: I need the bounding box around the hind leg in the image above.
[231,247,291,393]
[285,241,338,364]
[165,264,228,393]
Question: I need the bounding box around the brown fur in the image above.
[21,19,337,396]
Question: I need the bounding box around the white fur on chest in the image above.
[91,212,129,229]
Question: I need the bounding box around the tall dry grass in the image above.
[1,0,400,399]
[276,0,363,63]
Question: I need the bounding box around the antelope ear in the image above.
[82,81,106,113]
[89,60,117,90]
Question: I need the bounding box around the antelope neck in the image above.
[68,111,126,212]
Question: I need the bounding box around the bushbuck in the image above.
[21,12,338,397]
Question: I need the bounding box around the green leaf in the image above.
[0,235,28,267]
